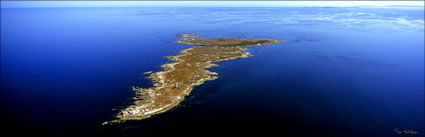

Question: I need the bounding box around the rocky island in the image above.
[109,33,282,123]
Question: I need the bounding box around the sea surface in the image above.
[1,7,424,137]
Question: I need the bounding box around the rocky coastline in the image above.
[108,33,282,123]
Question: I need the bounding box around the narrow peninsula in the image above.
[111,33,282,122]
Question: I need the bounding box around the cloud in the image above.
[2,1,424,8]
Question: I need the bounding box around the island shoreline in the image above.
[105,33,282,124]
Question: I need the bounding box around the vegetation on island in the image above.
[106,33,282,124]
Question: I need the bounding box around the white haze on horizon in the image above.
[1,1,424,8]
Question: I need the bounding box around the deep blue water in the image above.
[1,7,424,136]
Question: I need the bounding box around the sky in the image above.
[1,1,424,8]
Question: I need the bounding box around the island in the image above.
[108,33,282,123]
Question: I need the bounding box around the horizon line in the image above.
[1,1,424,8]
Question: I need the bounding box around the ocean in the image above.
[1,7,424,137]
